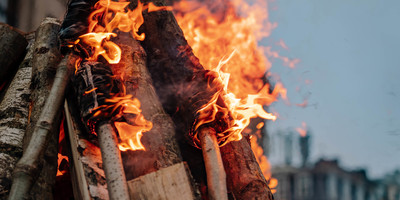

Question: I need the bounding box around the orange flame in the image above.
[296,122,307,137]
[250,136,277,194]
[173,0,285,192]
[174,0,287,145]
[70,0,168,151]
[57,118,69,176]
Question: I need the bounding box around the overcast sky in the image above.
[265,0,400,178]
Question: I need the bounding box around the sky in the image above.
[265,0,400,178]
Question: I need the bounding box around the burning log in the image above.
[21,18,64,199]
[0,23,28,91]
[0,32,34,199]
[113,32,199,198]
[199,127,227,200]
[8,52,79,200]
[140,1,274,199]
[221,138,275,200]
[112,32,182,178]
[71,61,130,200]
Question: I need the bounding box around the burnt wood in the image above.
[111,32,183,180]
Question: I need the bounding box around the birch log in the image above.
[0,23,28,88]
[64,100,108,200]
[0,33,34,199]
[21,17,63,200]
[8,52,79,200]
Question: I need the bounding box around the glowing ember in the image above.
[69,0,168,151]
[296,122,307,137]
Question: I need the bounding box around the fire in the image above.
[174,0,287,145]
[70,0,168,151]
[296,122,307,137]
[57,118,69,176]
[173,0,284,192]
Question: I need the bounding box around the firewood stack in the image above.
[0,0,275,200]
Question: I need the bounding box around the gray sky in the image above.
[265,0,400,178]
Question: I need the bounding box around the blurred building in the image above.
[0,0,68,32]
[270,129,400,200]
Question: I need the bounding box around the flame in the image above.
[57,118,69,176]
[174,0,287,145]
[173,0,285,192]
[250,136,277,194]
[296,122,307,137]
[69,0,168,151]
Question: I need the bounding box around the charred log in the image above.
[72,61,130,200]
[111,32,183,179]
[140,0,232,148]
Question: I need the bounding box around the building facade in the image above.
[273,159,400,200]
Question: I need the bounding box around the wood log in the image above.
[127,162,198,200]
[0,32,34,199]
[71,60,130,200]
[0,23,28,92]
[111,32,183,179]
[199,127,227,200]
[20,17,63,200]
[140,2,274,199]
[8,52,79,200]
[97,123,130,200]
[64,100,108,200]
[140,0,232,148]
[220,137,274,200]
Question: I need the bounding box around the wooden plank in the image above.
[127,162,199,200]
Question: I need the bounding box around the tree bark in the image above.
[0,23,28,93]
[64,99,108,200]
[220,137,274,200]
[20,17,63,200]
[8,52,79,200]
[139,3,274,199]
[112,32,183,180]
[0,32,34,199]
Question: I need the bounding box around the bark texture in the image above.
[140,0,232,148]
[65,100,108,200]
[97,123,130,200]
[8,52,79,200]
[22,17,63,200]
[199,128,227,200]
[0,23,28,89]
[112,32,183,180]
[220,138,274,200]
[0,33,34,199]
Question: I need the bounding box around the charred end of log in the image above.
[72,61,123,133]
